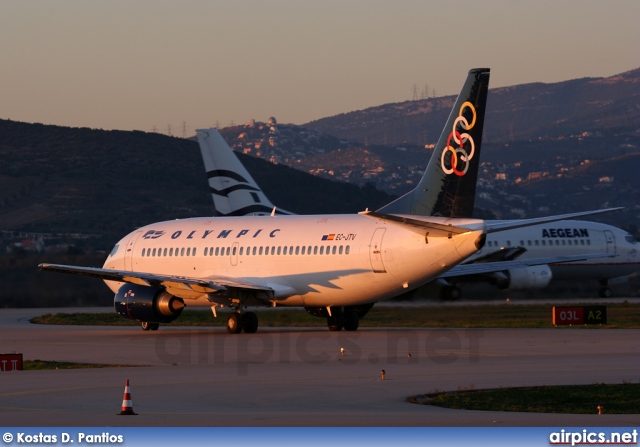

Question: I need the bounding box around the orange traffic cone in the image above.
[117,379,137,415]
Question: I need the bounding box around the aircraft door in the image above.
[231,242,239,266]
[124,231,142,271]
[369,228,387,273]
[604,230,616,255]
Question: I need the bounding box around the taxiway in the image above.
[0,307,638,426]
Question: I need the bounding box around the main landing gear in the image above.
[141,322,159,331]
[304,305,374,332]
[599,280,612,298]
[440,284,462,301]
[226,311,259,334]
[327,307,360,332]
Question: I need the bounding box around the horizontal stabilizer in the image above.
[486,208,623,233]
[359,211,481,237]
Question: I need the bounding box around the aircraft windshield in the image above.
[109,244,119,257]
[625,235,638,244]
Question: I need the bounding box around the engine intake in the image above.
[114,284,184,323]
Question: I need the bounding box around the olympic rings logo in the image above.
[440,101,477,176]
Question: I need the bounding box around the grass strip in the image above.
[415,383,640,414]
[30,302,640,328]
[23,360,142,370]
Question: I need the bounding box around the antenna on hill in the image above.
[181,121,189,138]
[166,124,173,136]
[421,84,430,100]
[411,84,418,101]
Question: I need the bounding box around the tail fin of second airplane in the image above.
[377,68,490,218]
[196,128,291,216]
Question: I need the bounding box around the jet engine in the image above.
[495,265,552,290]
[114,284,185,323]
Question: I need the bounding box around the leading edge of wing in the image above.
[38,263,272,298]
[440,252,613,278]
[486,207,624,234]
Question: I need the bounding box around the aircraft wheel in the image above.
[227,313,244,334]
[599,287,612,298]
[344,309,359,331]
[327,314,343,331]
[150,323,160,331]
[440,285,462,301]
[242,312,259,334]
[141,322,152,331]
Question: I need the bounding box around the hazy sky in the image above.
[1,0,638,133]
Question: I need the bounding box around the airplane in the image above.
[196,100,639,302]
[39,68,618,333]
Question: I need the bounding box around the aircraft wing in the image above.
[38,263,273,299]
[486,208,623,233]
[440,253,612,278]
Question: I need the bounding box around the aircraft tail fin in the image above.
[377,68,490,218]
[196,128,291,216]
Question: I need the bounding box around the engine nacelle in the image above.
[499,265,553,290]
[114,284,185,323]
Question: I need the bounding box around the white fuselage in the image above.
[475,220,639,280]
[104,214,485,308]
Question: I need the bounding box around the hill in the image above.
[305,68,640,146]
[0,119,393,249]
[216,69,640,225]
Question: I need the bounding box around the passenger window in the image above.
[289,246,294,255]
[346,246,350,255]
[296,246,301,255]
[239,247,244,256]
[142,248,146,257]
[534,240,539,246]
[301,246,306,255]
[187,247,191,256]
[332,246,337,255]
[339,246,343,255]
[232,247,237,256]
[192,248,196,256]
[152,248,157,256]
[226,247,230,256]
[277,247,281,255]
[314,246,318,255]
[163,248,168,256]
[319,246,324,255]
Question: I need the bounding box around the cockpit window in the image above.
[625,235,638,244]
[109,244,120,257]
